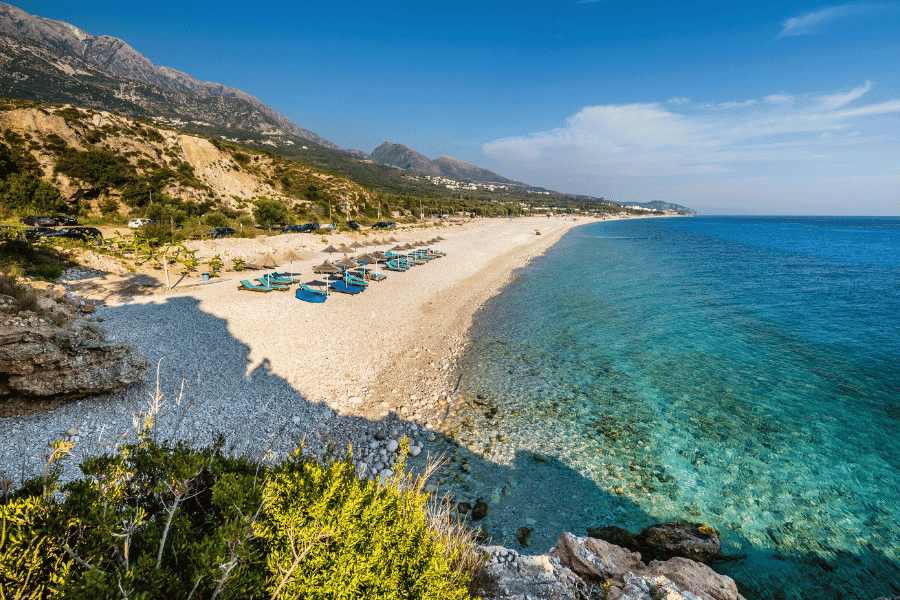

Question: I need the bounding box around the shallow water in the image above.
[451,216,900,599]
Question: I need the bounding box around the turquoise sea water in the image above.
[451,216,899,599]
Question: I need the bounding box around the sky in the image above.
[13,1,900,214]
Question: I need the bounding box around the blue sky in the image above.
[14,1,900,214]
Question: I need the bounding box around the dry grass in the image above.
[0,273,40,313]
[409,455,486,582]
[0,273,69,326]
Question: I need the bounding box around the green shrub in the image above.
[0,239,71,280]
[203,211,231,228]
[0,439,477,599]
[253,197,290,230]
[231,257,246,271]
[208,254,224,276]
[55,148,135,191]
[0,173,66,216]
[99,197,120,218]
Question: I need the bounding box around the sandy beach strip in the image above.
[0,215,612,481]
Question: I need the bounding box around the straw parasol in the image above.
[350,241,364,249]
[335,258,357,271]
[322,245,340,256]
[313,261,342,274]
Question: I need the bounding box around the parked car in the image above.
[282,223,320,233]
[372,221,397,229]
[128,218,152,229]
[24,226,56,240]
[20,215,59,227]
[210,227,236,239]
[51,227,103,241]
[54,215,78,226]
[346,220,362,231]
[318,223,336,231]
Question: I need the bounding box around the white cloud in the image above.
[763,94,794,105]
[779,4,881,37]
[816,80,873,110]
[481,82,900,191]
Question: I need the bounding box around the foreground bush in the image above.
[0,436,476,599]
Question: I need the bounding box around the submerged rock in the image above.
[637,523,722,564]
[588,522,723,564]
[474,532,746,600]
[472,498,489,520]
[516,526,533,547]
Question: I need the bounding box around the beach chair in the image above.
[257,273,294,285]
[239,279,290,292]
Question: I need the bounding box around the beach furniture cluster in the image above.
[237,237,447,303]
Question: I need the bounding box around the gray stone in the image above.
[474,532,745,600]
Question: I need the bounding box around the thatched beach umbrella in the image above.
[335,258,357,272]
[322,245,340,256]
[313,261,342,275]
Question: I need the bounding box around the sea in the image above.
[447,216,899,599]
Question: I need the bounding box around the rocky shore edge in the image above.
[475,529,745,600]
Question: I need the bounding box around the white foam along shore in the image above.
[0,215,658,482]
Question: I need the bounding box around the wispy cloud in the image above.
[779,3,882,37]
[482,82,899,179]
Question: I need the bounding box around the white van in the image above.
[128,218,152,229]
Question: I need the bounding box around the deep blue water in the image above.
[451,216,900,599]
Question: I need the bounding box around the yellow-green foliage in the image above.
[256,450,471,599]
[0,439,476,599]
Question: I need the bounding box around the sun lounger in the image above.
[239,279,289,292]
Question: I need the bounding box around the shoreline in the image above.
[0,216,608,481]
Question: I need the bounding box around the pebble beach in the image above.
[0,215,598,484]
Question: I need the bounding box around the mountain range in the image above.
[0,2,333,148]
[0,2,691,213]
[369,142,514,184]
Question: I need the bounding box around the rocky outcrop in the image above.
[0,294,146,400]
[587,522,725,564]
[474,532,745,600]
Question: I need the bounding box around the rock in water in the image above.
[516,527,533,548]
[587,522,723,564]
[0,309,147,400]
[471,499,489,520]
[586,525,638,550]
[636,522,722,564]
[473,532,746,600]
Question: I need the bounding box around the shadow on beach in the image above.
[6,295,897,600]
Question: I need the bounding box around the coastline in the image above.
[0,215,612,480]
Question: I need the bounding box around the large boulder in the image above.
[640,558,744,600]
[635,523,722,564]
[588,522,723,564]
[552,532,643,582]
[0,304,146,400]
[473,545,594,599]
[474,533,746,600]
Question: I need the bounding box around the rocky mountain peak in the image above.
[0,2,334,148]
